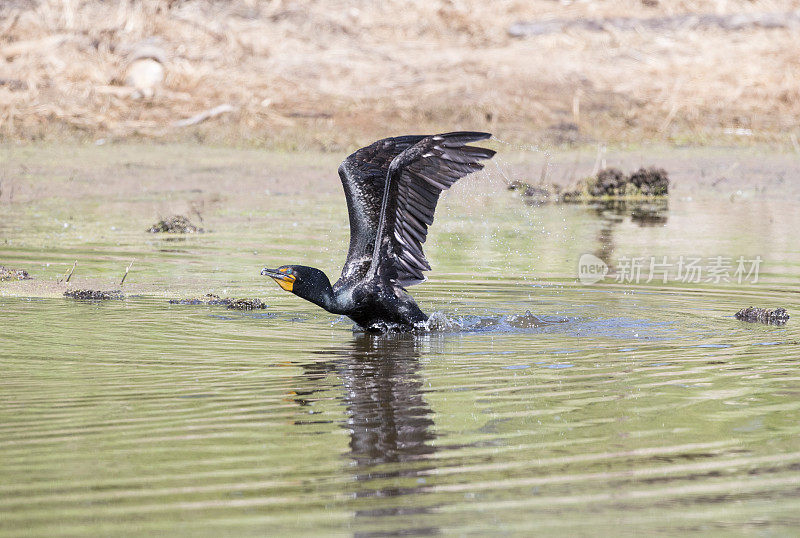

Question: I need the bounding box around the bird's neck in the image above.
[302,273,342,314]
[311,286,337,313]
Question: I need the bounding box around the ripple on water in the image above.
[2,190,800,535]
[1,283,798,535]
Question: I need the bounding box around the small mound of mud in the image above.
[0,266,32,281]
[169,294,267,310]
[735,307,789,325]
[147,215,203,234]
[64,289,124,300]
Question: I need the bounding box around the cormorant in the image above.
[261,131,495,331]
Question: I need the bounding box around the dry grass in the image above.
[1,0,799,149]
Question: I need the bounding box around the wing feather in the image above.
[337,135,426,282]
[337,131,495,287]
[386,132,495,287]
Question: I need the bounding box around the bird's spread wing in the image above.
[338,132,495,286]
[338,135,426,282]
[386,132,495,286]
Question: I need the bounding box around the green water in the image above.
[1,152,800,535]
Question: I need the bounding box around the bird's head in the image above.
[261,265,333,305]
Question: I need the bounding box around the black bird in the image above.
[261,131,495,331]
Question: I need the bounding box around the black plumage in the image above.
[262,131,495,331]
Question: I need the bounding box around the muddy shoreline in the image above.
[2,143,799,203]
[1,143,799,301]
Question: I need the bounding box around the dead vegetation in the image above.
[508,166,669,203]
[735,306,790,325]
[0,266,32,281]
[147,215,203,233]
[566,167,670,199]
[169,294,267,310]
[64,289,124,300]
[1,0,799,147]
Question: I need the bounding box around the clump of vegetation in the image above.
[564,167,669,200]
[583,167,629,197]
[735,307,789,325]
[64,289,124,300]
[169,294,267,310]
[169,294,229,306]
[225,298,267,310]
[509,167,669,204]
[0,266,32,281]
[147,215,203,233]
[629,167,670,196]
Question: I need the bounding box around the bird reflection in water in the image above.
[292,334,441,535]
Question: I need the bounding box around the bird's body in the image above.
[263,132,495,331]
[333,277,428,329]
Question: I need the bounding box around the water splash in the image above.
[350,310,570,334]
